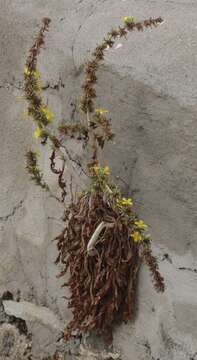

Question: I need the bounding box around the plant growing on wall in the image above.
[23,16,165,344]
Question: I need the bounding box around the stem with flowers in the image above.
[22,15,165,344]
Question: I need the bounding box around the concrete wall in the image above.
[0,0,197,358]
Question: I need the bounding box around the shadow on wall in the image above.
[99,64,197,255]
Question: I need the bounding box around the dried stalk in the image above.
[87,221,114,256]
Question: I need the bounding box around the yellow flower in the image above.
[34,127,42,138]
[117,197,133,206]
[37,80,43,89]
[24,67,40,78]
[134,220,148,229]
[122,16,135,23]
[92,165,99,173]
[131,231,142,242]
[103,166,110,175]
[24,66,31,76]
[95,108,109,115]
[34,150,40,159]
[122,197,133,205]
[91,165,110,176]
[40,106,54,122]
[33,70,40,79]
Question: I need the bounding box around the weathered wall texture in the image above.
[0,0,197,359]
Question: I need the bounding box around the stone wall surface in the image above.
[0,0,197,359]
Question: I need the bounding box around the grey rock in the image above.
[0,323,32,360]
[3,300,63,331]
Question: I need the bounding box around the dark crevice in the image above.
[41,78,65,91]
[178,267,197,274]
[160,253,173,264]
[0,292,28,335]
[141,340,158,360]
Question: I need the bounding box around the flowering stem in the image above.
[80,17,163,115]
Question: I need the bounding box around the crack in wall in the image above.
[63,145,87,176]
[0,81,23,91]
[137,0,197,6]
[14,235,39,305]
[0,78,66,92]
[178,266,197,274]
[71,102,76,121]
[160,323,196,359]
[141,340,158,360]
[71,1,101,73]
[0,199,24,222]
[159,252,197,275]
[42,78,65,91]
[160,253,173,264]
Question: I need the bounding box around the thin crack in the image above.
[0,78,66,92]
[70,99,78,122]
[140,340,156,360]
[42,78,65,90]
[0,200,24,222]
[71,3,97,74]
[0,81,23,91]
[137,0,197,6]
[160,253,173,264]
[62,145,87,176]
[178,267,197,274]
[14,235,38,304]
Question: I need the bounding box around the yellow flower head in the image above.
[134,220,148,229]
[35,79,43,92]
[24,67,31,76]
[34,150,40,159]
[91,165,110,176]
[131,231,142,242]
[33,150,40,160]
[102,166,110,175]
[24,67,40,78]
[122,16,135,23]
[117,197,133,206]
[40,106,54,122]
[33,70,40,79]
[92,165,99,173]
[95,108,109,115]
[34,127,42,138]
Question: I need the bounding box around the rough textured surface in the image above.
[1,0,197,359]
[3,300,63,331]
[0,297,32,360]
[0,323,31,360]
